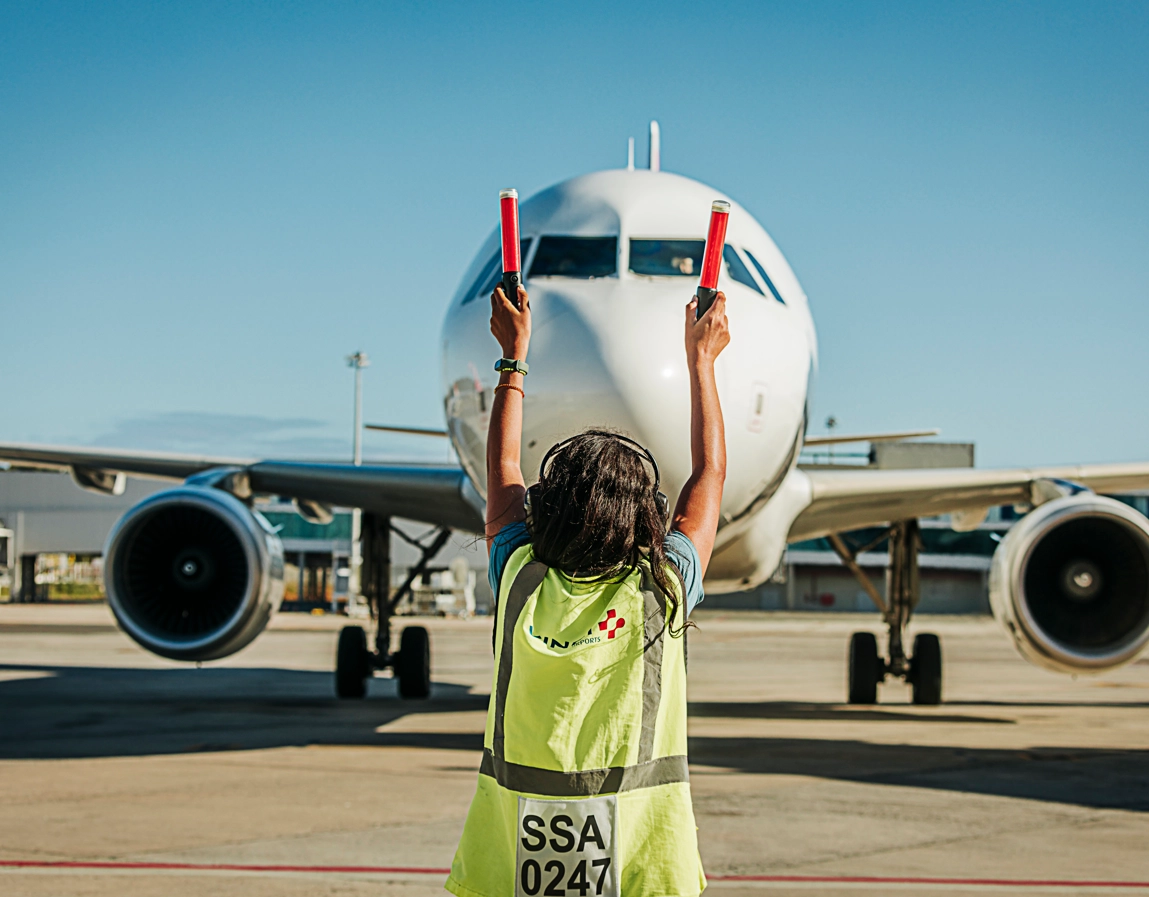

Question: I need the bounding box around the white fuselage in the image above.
[441,170,818,592]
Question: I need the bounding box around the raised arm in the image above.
[485,284,531,547]
[671,293,730,573]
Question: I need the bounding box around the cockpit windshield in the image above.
[529,237,617,278]
[629,239,704,276]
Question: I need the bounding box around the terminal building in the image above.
[4,444,1147,615]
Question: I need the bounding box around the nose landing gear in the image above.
[833,519,943,705]
[334,514,449,700]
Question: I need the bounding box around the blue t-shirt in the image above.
[487,521,705,616]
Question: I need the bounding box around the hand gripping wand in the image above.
[499,188,522,309]
[695,200,730,318]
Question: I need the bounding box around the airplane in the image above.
[4,122,1149,706]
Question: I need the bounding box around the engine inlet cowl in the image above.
[990,494,1149,674]
[103,486,284,661]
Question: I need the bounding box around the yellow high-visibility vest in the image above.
[446,545,706,897]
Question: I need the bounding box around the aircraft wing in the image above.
[789,461,1149,541]
[0,442,485,533]
[0,441,254,479]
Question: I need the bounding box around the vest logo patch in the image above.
[597,609,626,639]
[528,608,626,650]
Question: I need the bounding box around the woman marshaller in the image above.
[447,232,730,897]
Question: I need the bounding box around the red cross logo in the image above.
[597,609,626,639]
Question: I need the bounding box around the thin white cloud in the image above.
[90,412,349,459]
[89,411,452,463]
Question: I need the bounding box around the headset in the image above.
[524,432,669,535]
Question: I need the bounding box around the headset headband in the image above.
[527,431,669,535]
[538,432,661,493]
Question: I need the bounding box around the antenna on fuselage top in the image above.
[627,137,635,170]
[648,120,660,172]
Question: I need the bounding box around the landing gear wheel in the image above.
[910,633,942,705]
[397,626,431,699]
[847,631,881,705]
[336,625,371,699]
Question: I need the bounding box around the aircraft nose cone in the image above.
[522,282,694,490]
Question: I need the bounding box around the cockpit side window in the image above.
[461,238,532,305]
[743,249,786,305]
[629,239,705,276]
[461,251,499,306]
[723,245,764,296]
[529,236,617,279]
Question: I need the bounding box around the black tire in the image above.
[847,631,881,704]
[911,633,943,705]
[397,626,431,699]
[335,625,370,699]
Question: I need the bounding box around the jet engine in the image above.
[990,493,1149,673]
[103,486,285,661]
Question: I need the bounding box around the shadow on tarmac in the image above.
[1,663,1146,812]
[687,701,1010,724]
[686,736,1149,812]
[0,663,488,759]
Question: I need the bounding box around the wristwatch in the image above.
[494,358,529,375]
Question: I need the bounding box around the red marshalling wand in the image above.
[696,200,730,318]
[499,188,522,309]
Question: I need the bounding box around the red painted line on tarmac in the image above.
[2,861,1148,889]
[709,873,1149,888]
[0,860,451,875]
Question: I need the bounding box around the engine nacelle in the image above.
[103,486,285,661]
[990,494,1149,674]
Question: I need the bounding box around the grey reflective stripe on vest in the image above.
[638,565,666,765]
[486,558,687,796]
[492,560,548,762]
[480,750,688,797]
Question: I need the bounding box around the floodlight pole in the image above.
[347,351,370,610]
[348,351,369,466]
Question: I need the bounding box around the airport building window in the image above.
[461,239,533,305]
[723,245,765,295]
[629,239,705,276]
[1118,495,1149,516]
[529,236,617,278]
[744,249,786,305]
[261,512,353,541]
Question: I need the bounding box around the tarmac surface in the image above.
[1,603,1147,896]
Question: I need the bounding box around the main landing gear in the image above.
[831,519,943,705]
[334,513,451,700]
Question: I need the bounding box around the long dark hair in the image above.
[529,429,686,634]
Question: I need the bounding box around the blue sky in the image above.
[2,1,1147,467]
